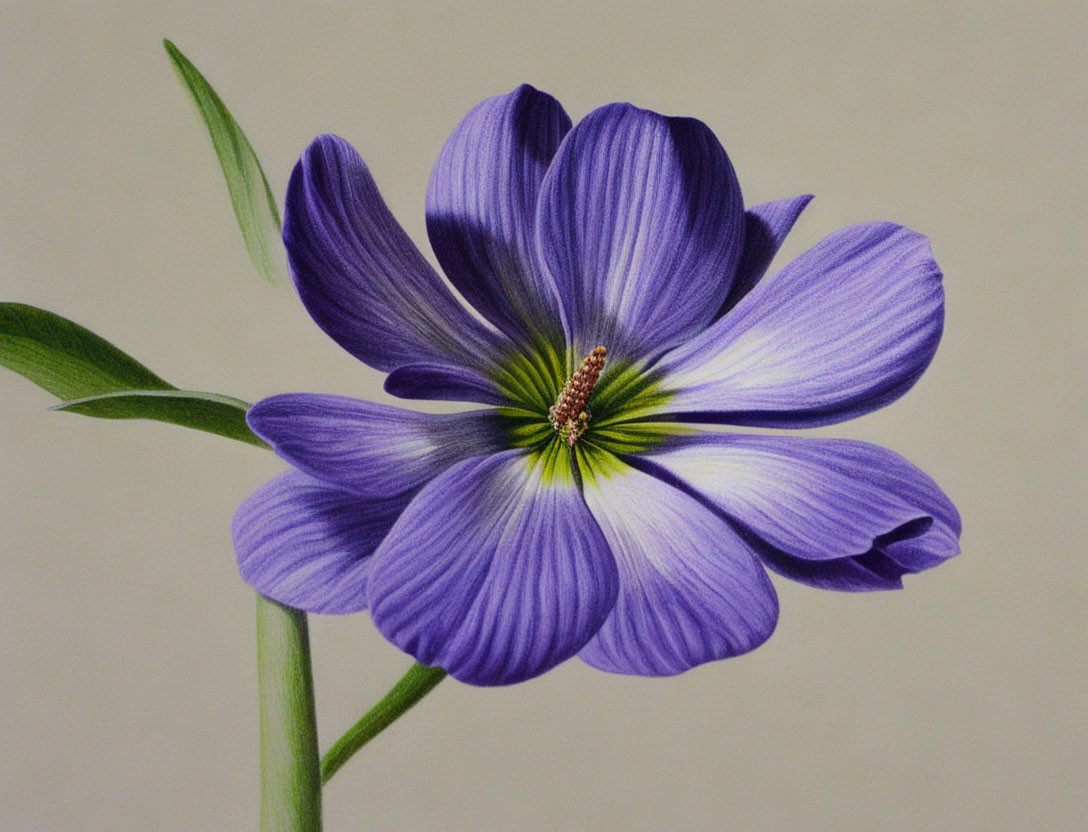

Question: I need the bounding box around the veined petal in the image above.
[427,84,570,347]
[283,134,509,384]
[246,394,508,497]
[634,435,960,579]
[384,342,567,413]
[383,363,510,406]
[367,448,618,686]
[233,471,408,614]
[717,194,814,317]
[576,448,778,677]
[537,104,745,361]
[648,223,945,427]
[755,546,912,592]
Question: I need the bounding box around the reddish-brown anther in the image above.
[549,346,607,446]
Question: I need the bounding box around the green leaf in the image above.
[52,389,268,448]
[164,38,286,286]
[0,303,173,399]
[1,303,266,448]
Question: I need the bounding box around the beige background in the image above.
[2,2,1085,830]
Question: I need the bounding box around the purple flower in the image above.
[233,85,960,686]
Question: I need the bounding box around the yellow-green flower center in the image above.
[489,338,680,476]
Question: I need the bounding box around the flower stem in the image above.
[321,663,447,784]
[256,594,321,831]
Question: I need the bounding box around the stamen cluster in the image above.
[549,346,607,446]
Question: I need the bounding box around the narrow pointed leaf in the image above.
[52,389,268,448]
[1,303,265,448]
[164,38,286,286]
[0,303,174,399]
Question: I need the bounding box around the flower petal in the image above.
[716,194,813,317]
[246,394,508,497]
[537,104,745,360]
[636,434,960,567]
[648,223,945,427]
[233,471,409,614]
[754,545,910,592]
[367,448,618,686]
[283,134,509,383]
[426,84,571,347]
[383,363,509,406]
[576,449,778,677]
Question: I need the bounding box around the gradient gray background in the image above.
[2,2,1085,830]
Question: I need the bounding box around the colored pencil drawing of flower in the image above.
[232,85,960,686]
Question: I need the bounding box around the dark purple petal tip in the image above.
[718,194,815,317]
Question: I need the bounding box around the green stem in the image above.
[321,663,447,784]
[256,594,321,831]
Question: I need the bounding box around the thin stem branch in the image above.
[257,594,322,831]
[321,663,447,784]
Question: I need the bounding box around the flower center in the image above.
[549,346,607,446]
